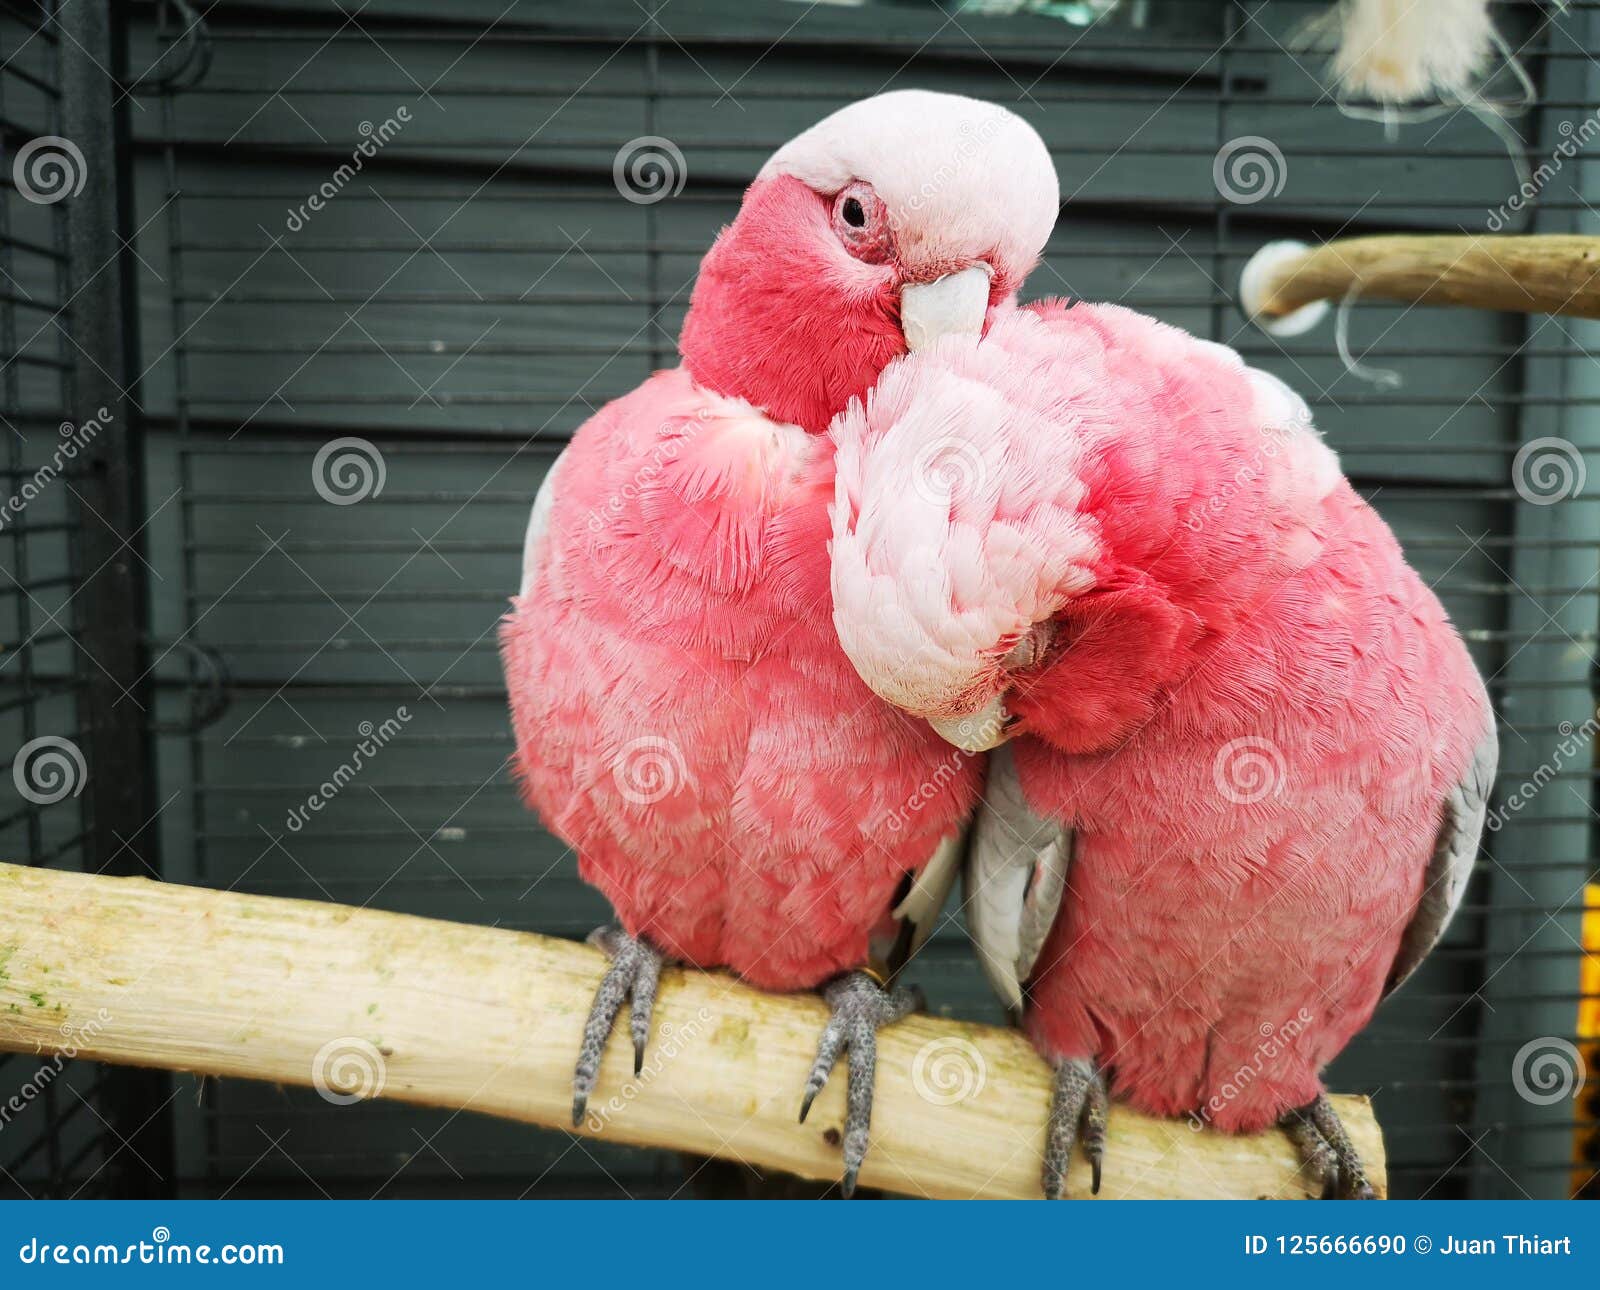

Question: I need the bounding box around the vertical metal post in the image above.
[1469,15,1600,1199]
[60,0,174,1197]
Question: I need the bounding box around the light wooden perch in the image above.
[1240,234,1600,336]
[0,863,1385,1199]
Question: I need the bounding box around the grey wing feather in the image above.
[963,743,1071,1015]
[1385,720,1498,997]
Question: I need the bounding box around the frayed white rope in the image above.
[1334,281,1402,390]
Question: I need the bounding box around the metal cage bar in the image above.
[0,0,166,1199]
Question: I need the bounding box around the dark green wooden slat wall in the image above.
[98,0,1594,1197]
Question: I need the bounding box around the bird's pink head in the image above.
[679,90,1060,434]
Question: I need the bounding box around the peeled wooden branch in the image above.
[0,863,1385,1199]
[1240,235,1600,335]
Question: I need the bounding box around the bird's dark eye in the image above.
[830,182,889,263]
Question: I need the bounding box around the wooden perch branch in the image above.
[1240,234,1600,330]
[0,863,1385,1199]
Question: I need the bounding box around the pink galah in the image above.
[829,305,1496,1199]
[500,91,1059,1192]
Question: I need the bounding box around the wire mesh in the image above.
[0,0,135,1201]
[5,0,1584,1197]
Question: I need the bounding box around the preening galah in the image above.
[500,91,1059,1191]
[830,304,1496,1198]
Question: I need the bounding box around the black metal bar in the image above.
[59,0,173,1199]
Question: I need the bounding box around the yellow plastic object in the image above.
[1574,885,1600,1198]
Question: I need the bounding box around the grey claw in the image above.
[1282,1094,1376,1199]
[801,970,923,1197]
[571,926,663,1128]
[1307,1093,1377,1200]
[1043,1057,1108,1199]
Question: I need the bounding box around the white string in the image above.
[1334,282,1402,390]
[1317,8,1537,191]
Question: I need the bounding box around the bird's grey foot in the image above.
[571,925,663,1128]
[1280,1093,1377,1199]
[797,970,924,1198]
[1043,1057,1108,1199]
